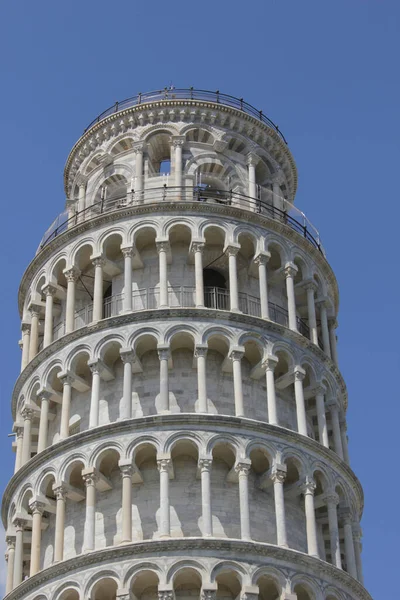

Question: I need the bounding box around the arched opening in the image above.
[132,443,158,540]
[58,589,80,600]
[133,228,158,310]
[133,334,159,416]
[211,443,239,539]
[203,227,228,310]
[169,332,196,412]
[173,568,202,600]
[102,234,124,318]
[96,449,121,547]
[215,570,241,600]
[63,460,85,558]
[146,133,172,177]
[283,457,306,552]
[100,340,122,423]
[249,449,273,543]
[131,570,159,600]
[205,334,232,415]
[170,440,200,537]
[95,175,128,208]
[91,578,118,600]
[293,583,313,600]
[257,575,280,600]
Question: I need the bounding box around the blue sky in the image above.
[0,1,399,598]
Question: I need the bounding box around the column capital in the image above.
[21,321,31,334]
[158,591,174,600]
[198,457,213,472]
[326,398,340,412]
[12,516,27,530]
[284,262,298,278]
[14,425,24,439]
[121,245,136,259]
[234,460,251,476]
[194,344,208,359]
[323,492,340,506]
[304,280,318,293]
[352,522,362,540]
[29,303,42,318]
[37,388,52,403]
[315,295,330,308]
[119,461,134,477]
[246,152,260,166]
[190,240,205,254]
[42,283,58,297]
[253,251,271,266]
[76,173,88,188]
[29,499,46,515]
[58,370,75,386]
[82,468,98,487]
[5,536,16,551]
[52,483,68,500]
[90,253,106,268]
[155,238,170,253]
[338,507,352,524]
[293,366,306,381]
[201,588,217,600]
[171,135,185,148]
[314,383,326,396]
[132,141,146,154]
[120,348,136,364]
[301,476,316,495]
[225,243,241,257]
[157,344,171,361]
[88,358,103,375]
[229,346,245,361]
[63,266,81,283]
[329,318,338,329]
[157,458,172,473]
[271,465,287,484]
[21,405,35,420]
[262,355,278,371]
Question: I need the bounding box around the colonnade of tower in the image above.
[3,89,371,600]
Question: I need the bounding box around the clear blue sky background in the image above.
[0,1,398,598]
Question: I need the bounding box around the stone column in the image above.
[120,349,135,420]
[58,372,73,439]
[21,323,31,371]
[156,241,169,308]
[119,461,133,543]
[37,390,51,454]
[5,538,15,594]
[301,478,319,557]
[91,256,105,322]
[43,283,57,348]
[28,307,40,361]
[263,356,278,425]
[352,523,364,584]
[230,348,245,417]
[133,142,145,196]
[195,345,208,413]
[315,385,329,448]
[226,244,240,312]
[329,319,339,365]
[53,484,67,562]
[199,458,213,537]
[284,263,298,332]
[254,253,270,319]
[64,267,80,334]
[293,367,308,436]
[340,418,350,464]
[29,500,45,575]
[192,241,205,308]
[318,300,331,358]
[271,466,288,547]
[325,493,342,569]
[21,406,34,465]
[305,282,318,345]
[121,246,134,313]
[88,360,102,428]
[14,427,23,473]
[77,180,86,217]
[82,469,98,552]
[247,153,259,208]
[235,461,251,541]
[157,458,171,538]
[172,136,185,195]
[341,510,358,579]
[328,401,344,459]
[12,518,26,588]
[272,179,282,212]
[157,345,170,413]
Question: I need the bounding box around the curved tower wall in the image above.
[3,90,370,600]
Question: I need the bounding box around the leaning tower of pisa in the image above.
[3,89,371,600]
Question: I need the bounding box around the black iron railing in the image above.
[83,88,287,143]
[38,186,323,255]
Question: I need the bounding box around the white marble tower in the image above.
[2,89,371,600]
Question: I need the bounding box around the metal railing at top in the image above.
[41,287,311,349]
[38,185,324,256]
[83,88,287,143]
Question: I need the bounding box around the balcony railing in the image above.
[83,88,287,143]
[38,186,324,256]
[44,287,310,349]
